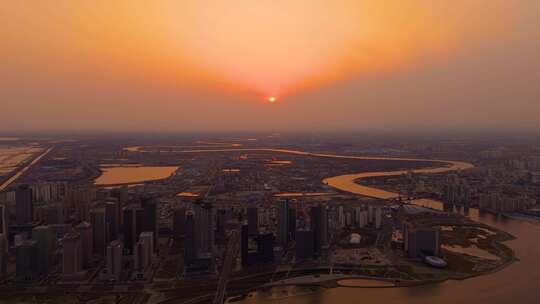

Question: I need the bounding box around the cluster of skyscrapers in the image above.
[0,182,390,282]
[0,184,158,282]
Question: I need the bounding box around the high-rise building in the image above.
[184,212,196,265]
[256,233,274,263]
[62,232,83,277]
[193,201,214,256]
[337,206,345,228]
[368,205,374,224]
[31,183,54,203]
[355,207,368,228]
[403,223,441,258]
[310,206,321,253]
[134,241,145,272]
[0,204,8,246]
[106,240,123,281]
[0,235,7,276]
[105,201,119,242]
[354,207,361,227]
[123,206,144,255]
[16,240,39,281]
[142,197,157,249]
[346,211,353,227]
[16,184,33,225]
[375,207,382,229]
[172,207,186,240]
[241,223,250,267]
[247,207,258,236]
[288,207,296,241]
[277,199,289,247]
[215,209,228,241]
[295,230,315,260]
[77,200,90,223]
[32,225,56,276]
[134,231,154,270]
[134,241,143,271]
[311,205,328,256]
[63,184,96,211]
[91,208,107,256]
[140,231,154,258]
[110,186,128,227]
[45,205,62,224]
[75,221,93,267]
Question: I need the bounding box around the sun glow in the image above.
[156,1,483,97]
[24,1,514,100]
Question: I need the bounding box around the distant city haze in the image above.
[1,1,539,133]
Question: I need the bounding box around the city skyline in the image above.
[1,1,540,133]
[1,134,539,303]
[2,2,540,302]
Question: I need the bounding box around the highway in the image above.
[0,146,53,191]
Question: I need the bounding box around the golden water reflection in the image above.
[94,166,178,186]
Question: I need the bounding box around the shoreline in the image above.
[225,149,516,300]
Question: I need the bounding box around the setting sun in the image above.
[0,1,535,132]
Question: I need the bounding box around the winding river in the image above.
[132,146,540,303]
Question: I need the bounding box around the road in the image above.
[0,146,53,191]
[213,230,240,304]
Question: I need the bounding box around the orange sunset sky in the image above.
[1,1,539,133]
